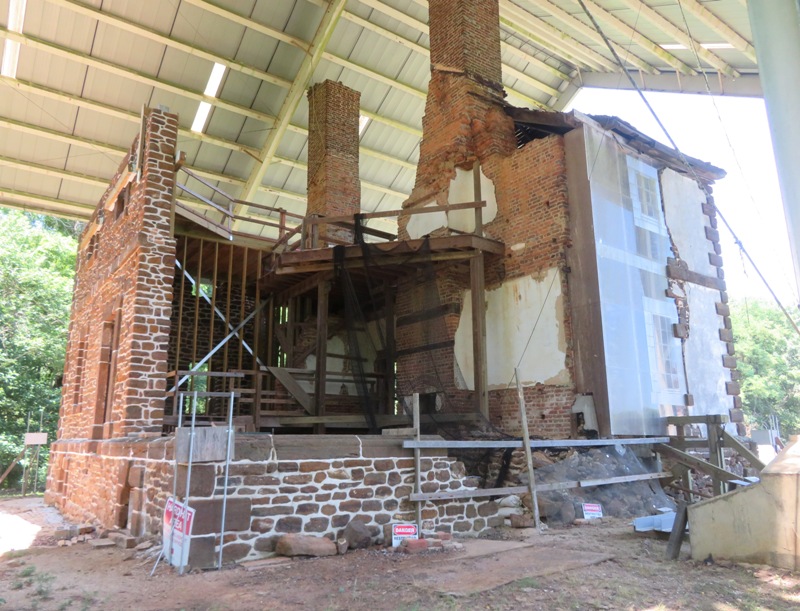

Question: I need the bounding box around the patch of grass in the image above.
[10,580,25,590]
[18,565,35,578]
[514,577,540,589]
[79,591,97,611]
[2,550,29,560]
[57,600,73,611]
[33,572,55,599]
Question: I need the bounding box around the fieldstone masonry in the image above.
[173,435,502,568]
[52,434,503,569]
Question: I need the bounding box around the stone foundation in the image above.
[47,434,502,568]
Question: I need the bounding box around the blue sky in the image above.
[567,87,797,306]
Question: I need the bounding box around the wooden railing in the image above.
[174,157,487,252]
[174,162,305,244]
[300,200,487,249]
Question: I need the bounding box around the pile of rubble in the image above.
[273,520,465,558]
[482,445,674,525]
[54,523,153,553]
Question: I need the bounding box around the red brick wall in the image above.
[307,80,361,242]
[395,0,575,439]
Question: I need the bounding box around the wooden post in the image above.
[0,448,26,488]
[472,163,483,237]
[471,253,489,418]
[413,393,422,534]
[384,284,396,415]
[666,502,688,560]
[707,415,725,496]
[314,281,330,434]
[286,297,296,366]
[515,368,541,531]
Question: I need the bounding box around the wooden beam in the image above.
[471,253,489,418]
[275,271,335,303]
[408,471,672,501]
[0,154,107,187]
[182,0,311,51]
[0,75,412,172]
[404,437,670,449]
[666,502,688,560]
[314,281,330,434]
[722,430,766,472]
[397,303,460,328]
[384,283,396,416]
[0,448,26,486]
[267,367,313,414]
[395,340,455,358]
[656,443,741,483]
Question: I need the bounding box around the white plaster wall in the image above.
[454,269,569,390]
[406,200,447,239]
[683,283,731,416]
[406,167,498,239]
[661,168,715,276]
[447,166,498,233]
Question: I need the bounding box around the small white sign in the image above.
[162,497,195,567]
[24,432,48,446]
[391,523,418,547]
[582,502,603,520]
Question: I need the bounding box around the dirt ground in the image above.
[1,496,799,611]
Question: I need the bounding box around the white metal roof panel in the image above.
[0,0,765,224]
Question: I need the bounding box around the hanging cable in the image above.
[575,0,800,340]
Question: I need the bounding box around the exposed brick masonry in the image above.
[393,0,575,438]
[307,80,361,243]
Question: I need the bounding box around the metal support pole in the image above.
[218,391,235,569]
[178,391,198,576]
[170,299,269,392]
[413,393,422,535]
[151,393,185,577]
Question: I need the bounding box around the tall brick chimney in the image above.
[404,0,515,211]
[428,0,503,86]
[306,80,361,243]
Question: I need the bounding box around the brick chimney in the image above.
[306,80,361,243]
[404,0,515,211]
[428,0,502,85]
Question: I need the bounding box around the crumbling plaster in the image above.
[454,269,569,390]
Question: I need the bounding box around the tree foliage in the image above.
[730,299,800,436]
[0,210,78,489]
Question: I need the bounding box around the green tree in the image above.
[0,210,78,489]
[730,299,800,436]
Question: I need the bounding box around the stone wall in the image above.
[47,108,178,521]
[48,434,502,569]
[55,108,178,441]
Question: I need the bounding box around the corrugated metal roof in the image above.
[0,0,762,224]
